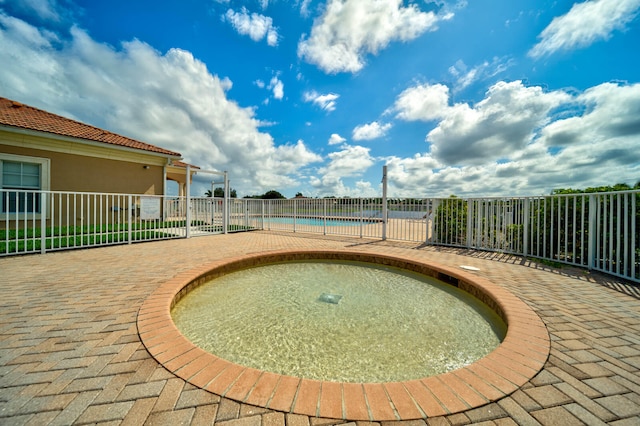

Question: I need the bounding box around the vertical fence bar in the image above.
[185,165,191,239]
[580,195,585,265]
[359,198,363,238]
[40,191,46,254]
[293,200,297,233]
[382,166,388,240]
[550,198,556,259]
[615,194,621,275]
[564,197,568,262]
[323,199,327,235]
[588,195,596,270]
[571,196,576,263]
[224,171,229,234]
[602,195,613,271]
[127,194,132,244]
[523,198,529,257]
[632,193,637,280]
[466,199,473,248]
[2,191,6,254]
[623,193,629,277]
[542,198,546,258]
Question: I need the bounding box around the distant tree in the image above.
[295,192,304,197]
[243,190,287,199]
[262,190,286,199]
[205,188,237,198]
[552,183,635,194]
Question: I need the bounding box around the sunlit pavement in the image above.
[1,231,639,425]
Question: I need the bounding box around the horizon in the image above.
[1,0,639,198]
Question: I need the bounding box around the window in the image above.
[0,154,50,216]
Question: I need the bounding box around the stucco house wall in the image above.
[0,131,167,195]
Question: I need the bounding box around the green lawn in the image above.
[1,221,255,255]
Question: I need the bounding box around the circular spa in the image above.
[138,251,550,421]
[171,260,506,383]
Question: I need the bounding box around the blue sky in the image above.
[1,0,639,198]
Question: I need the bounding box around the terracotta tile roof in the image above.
[171,160,200,169]
[0,97,181,157]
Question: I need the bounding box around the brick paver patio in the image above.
[1,231,639,425]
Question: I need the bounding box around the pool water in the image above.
[171,260,506,383]
[264,217,374,226]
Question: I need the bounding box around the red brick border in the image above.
[137,250,550,421]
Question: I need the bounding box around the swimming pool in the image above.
[264,217,376,226]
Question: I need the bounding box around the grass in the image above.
[1,231,173,254]
[1,221,256,254]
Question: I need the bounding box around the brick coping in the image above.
[137,249,550,421]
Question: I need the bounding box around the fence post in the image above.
[323,199,327,235]
[244,199,249,229]
[40,191,47,254]
[359,198,363,238]
[430,199,439,244]
[185,165,191,239]
[466,199,473,248]
[127,194,132,244]
[293,200,297,233]
[523,198,530,257]
[588,194,597,270]
[223,171,229,234]
[382,165,388,240]
[267,200,271,231]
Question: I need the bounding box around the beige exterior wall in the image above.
[0,129,169,195]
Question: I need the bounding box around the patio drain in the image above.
[318,293,342,304]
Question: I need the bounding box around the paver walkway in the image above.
[1,231,639,425]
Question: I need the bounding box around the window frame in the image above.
[0,153,50,219]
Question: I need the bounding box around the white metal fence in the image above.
[2,189,638,283]
[237,193,639,283]
[1,190,227,255]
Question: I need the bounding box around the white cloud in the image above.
[539,82,640,161]
[427,81,571,165]
[529,0,640,58]
[0,14,322,195]
[223,7,279,46]
[298,0,442,73]
[321,145,374,176]
[298,0,313,17]
[352,121,392,141]
[268,75,284,99]
[391,83,450,122]
[268,140,323,175]
[447,57,513,91]
[14,0,60,21]
[385,153,443,194]
[310,144,376,195]
[303,90,339,111]
[254,79,265,88]
[382,81,640,197]
[328,133,346,145]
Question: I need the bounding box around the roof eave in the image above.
[0,124,183,161]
